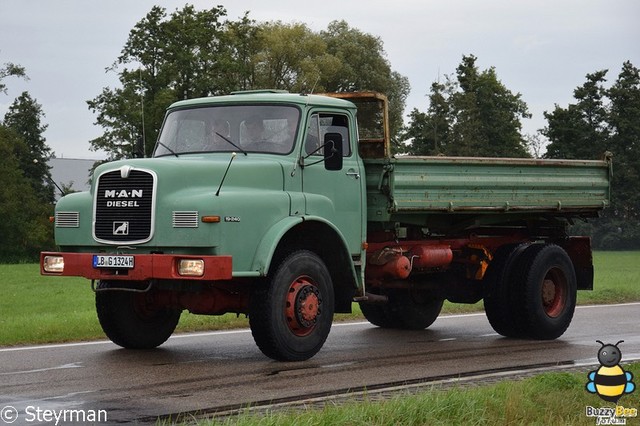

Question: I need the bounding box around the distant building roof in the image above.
[48,158,97,199]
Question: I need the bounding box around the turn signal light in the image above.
[201,216,220,223]
[43,255,65,273]
[178,259,205,277]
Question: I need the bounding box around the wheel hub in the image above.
[541,269,567,318]
[286,277,322,336]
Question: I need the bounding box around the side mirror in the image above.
[323,132,343,171]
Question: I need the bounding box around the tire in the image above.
[483,243,532,337]
[360,288,443,330]
[359,288,401,328]
[249,250,335,361]
[95,281,181,349]
[511,244,577,340]
[386,288,443,330]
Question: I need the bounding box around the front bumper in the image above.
[40,252,233,281]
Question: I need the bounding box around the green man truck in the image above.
[41,91,612,361]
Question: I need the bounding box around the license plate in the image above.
[93,255,134,269]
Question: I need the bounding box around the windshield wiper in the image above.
[156,141,179,158]
[216,132,247,156]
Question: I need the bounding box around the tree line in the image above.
[0,63,56,261]
[87,5,410,160]
[1,4,638,262]
[401,56,639,249]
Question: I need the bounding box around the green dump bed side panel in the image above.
[365,156,611,221]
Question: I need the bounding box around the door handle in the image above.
[346,169,360,179]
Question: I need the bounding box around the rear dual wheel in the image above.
[483,244,530,337]
[513,244,577,339]
[483,244,577,340]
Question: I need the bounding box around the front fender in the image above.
[251,216,304,276]
[251,216,360,290]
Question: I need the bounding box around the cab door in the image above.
[300,111,364,255]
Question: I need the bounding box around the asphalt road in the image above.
[1,303,639,424]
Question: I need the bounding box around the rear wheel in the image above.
[249,250,334,361]
[359,288,400,328]
[95,281,181,349]
[360,288,443,330]
[391,289,443,330]
[483,243,532,337]
[514,244,577,339]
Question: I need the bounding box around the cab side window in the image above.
[305,113,351,156]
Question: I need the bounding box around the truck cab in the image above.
[42,91,372,361]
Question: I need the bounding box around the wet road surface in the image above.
[1,303,638,423]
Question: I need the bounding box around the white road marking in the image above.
[0,362,83,375]
[0,302,638,353]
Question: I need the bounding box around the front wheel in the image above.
[249,250,335,361]
[95,281,181,349]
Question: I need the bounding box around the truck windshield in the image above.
[153,105,300,157]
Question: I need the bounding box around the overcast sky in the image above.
[1,0,638,159]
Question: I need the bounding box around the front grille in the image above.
[93,168,155,244]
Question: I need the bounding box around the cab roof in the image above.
[168,91,355,110]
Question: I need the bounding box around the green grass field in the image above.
[0,251,638,346]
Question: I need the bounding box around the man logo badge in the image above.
[113,221,129,235]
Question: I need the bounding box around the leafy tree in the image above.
[607,62,640,222]
[59,181,80,196]
[88,7,410,159]
[544,61,640,249]
[0,61,27,94]
[403,55,530,158]
[221,14,262,91]
[3,92,55,203]
[88,5,235,160]
[320,20,410,141]
[543,70,610,159]
[524,133,545,159]
[402,78,455,155]
[0,126,54,261]
[251,21,340,92]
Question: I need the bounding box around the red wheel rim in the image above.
[285,276,322,336]
[541,268,567,318]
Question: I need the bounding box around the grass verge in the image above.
[199,363,640,426]
[1,251,638,346]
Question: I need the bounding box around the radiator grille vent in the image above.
[93,169,155,243]
[55,211,80,228]
[173,211,199,228]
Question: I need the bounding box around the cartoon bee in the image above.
[586,340,636,403]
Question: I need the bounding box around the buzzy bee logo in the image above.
[585,340,637,425]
